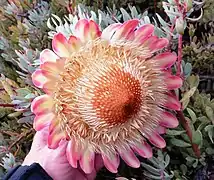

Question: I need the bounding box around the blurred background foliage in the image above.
[0,0,213,179]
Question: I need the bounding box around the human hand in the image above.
[22,128,103,180]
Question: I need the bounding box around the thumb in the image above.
[31,127,49,151]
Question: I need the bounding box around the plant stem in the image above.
[177,111,201,158]
[173,13,200,158]
[176,34,183,77]
[8,128,33,151]
[154,0,157,12]
[0,103,15,107]
[67,0,76,15]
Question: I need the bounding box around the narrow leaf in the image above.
[192,130,203,145]
[170,138,191,147]
[187,108,197,123]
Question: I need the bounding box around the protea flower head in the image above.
[31,19,182,173]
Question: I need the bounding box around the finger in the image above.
[53,140,68,157]
[64,170,87,180]
[31,127,49,150]
[22,153,41,166]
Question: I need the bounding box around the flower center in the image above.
[55,40,152,137]
[92,66,142,126]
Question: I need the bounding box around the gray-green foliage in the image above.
[46,3,181,39]
[0,1,50,85]
[0,0,50,176]
[200,0,214,24]
[141,150,173,180]
[166,75,214,178]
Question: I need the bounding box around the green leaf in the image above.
[204,125,214,131]
[170,138,191,147]
[24,93,36,99]
[206,147,214,155]
[181,98,190,110]
[186,156,196,163]
[166,129,186,136]
[192,130,203,145]
[143,16,151,24]
[120,8,131,21]
[129,5,139,19]
[186,156,199,168]
[16,88,32,97]
[157,150,164,161]
[181,134,191,143]
[180,87,197,109]
[148,157,163,168]
[205,106,214,123]
[184,63,192,77]
[205,125,214,143]
[143,172,171,180]
[116,177,129,180]
[211,102,214,110]
[167,0,176,4]
[193,159,198,168]
[141,162,161,175]
[198,116,210,122]
[156,13,168,27]
[187,108,197,123]
[7,111,22,118]
[180,164,188,175]
[143,172,163,180]
[164,154,170,167]
[187,75,200,88]
[197,121,209,131]
[208,129,214,144]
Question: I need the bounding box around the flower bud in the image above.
[175,17,185,35]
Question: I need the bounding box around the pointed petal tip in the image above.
[147,132,166,149]
[132,141,153,159]
[53,32,67,39]
[31,70,47,88]
[47,120,66,149]
[79,150,95,174]
[149,38,169,52]
[154,51,177,69]
[119,148,140,168]
[33,113,54,131]
[165,74,183,90]
[75,19,101,42]
[164,93,181,111]
[88,20,102,38]
[161,111,179,128]
[134,24,155,42]
[40,49,59,64]
[111,19,140,40]
[156,126,167,134]
[102,153,119,173]
[52,32,70,57]
[66,140,78,168]
[31,94,53,114]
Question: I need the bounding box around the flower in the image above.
[31,19,182,174]
[175,17,185,35]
